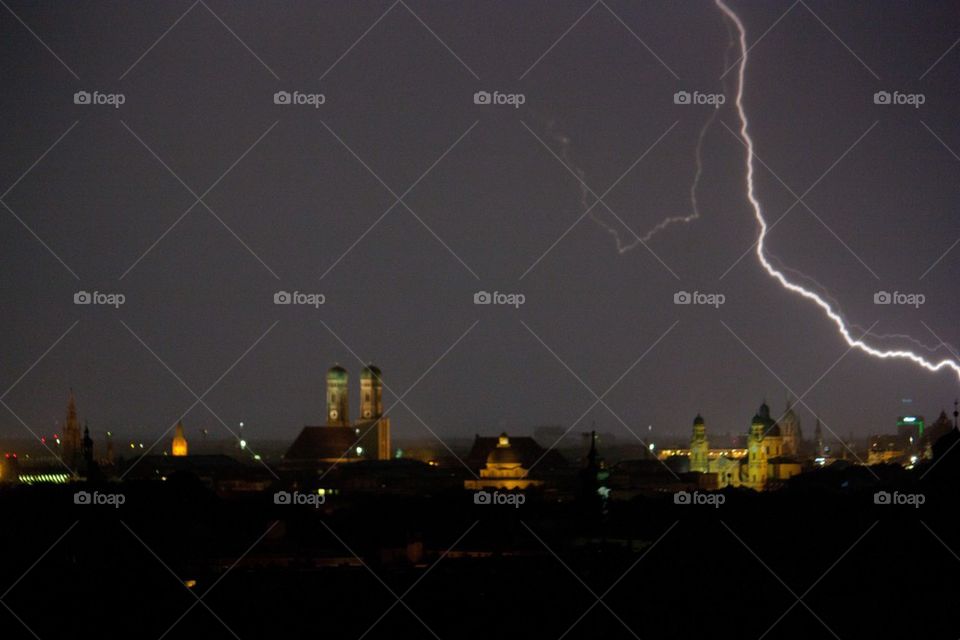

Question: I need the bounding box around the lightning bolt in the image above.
[715,0,960,381]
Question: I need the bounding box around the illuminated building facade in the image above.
[679,401,803,490]
[464,433,544,491]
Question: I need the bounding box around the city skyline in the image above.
[3,2,960,449]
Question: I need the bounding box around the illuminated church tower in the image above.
[327,365,349,426]
[62,390,82,469]
[172,420,188,457]
[360,364,383,420]
[746,409,769,489]
[689,414,709,473]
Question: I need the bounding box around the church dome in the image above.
[693,414,705,426]
[327,365,348,382]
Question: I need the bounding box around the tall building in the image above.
[62,390,82,470]
[172,420,188,457]
[326,365,349,426]
[689,414,709,473]
[746,407,770,489]
[779,397,802,457]
[359,364,383,420]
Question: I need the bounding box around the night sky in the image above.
[2,0,959,447]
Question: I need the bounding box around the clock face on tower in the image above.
[363,410,371,418]
[330,410,338,420]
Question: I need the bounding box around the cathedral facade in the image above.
[284,364,391,465]
[689,400,804,490]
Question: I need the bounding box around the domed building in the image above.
[740,401,801,489]
[464,433,544,490]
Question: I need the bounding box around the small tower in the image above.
[62,390,82,469]
[82,425,94,464]
[747,410,768,489]
[689,414,709,473]
[172,420,188,457]
[359,364,383,420]
[326,365,349,426]
[814,418,824,458]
